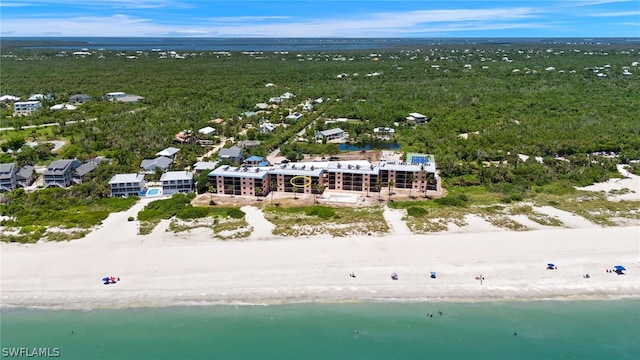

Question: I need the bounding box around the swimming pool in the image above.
[146,188,162,196]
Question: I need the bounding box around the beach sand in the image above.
[1,169,639,309]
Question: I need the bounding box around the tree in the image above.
[388,180,395,201]
[226,185,235,197]
[375,179,382,200]
[407,174,414,198]
[255,186,263,200]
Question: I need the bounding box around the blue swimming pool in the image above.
[146,188,160,196]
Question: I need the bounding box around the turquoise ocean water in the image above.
[2,300,639,359]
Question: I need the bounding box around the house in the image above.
[15,165,36,187]
[105,92,144,103]
[286,112,303,121]
[244,156,265,167]
[0,163,17,192]
[301,100,313,111]
[108,173,146,197]
[27,94,52,101]
[242,111,257,118]
[50,104,77,111]
[406,112,429,124]
[140,157,173,173]
[160,171,194,195]
[72,162,98,184]
[43,159,82,188]
[315,128,345,141]
[193,161,219,174]
[174,131,194,144]
[69,94,91,103]
[14,101,41,115]
[373,127,396,140]
[0,95,20,102]
[156,147,180,159]
[218,146,243,164]
[259,123,276,133]
[268,97,282,104]
[280,92,294,100]
[198,126,216,136]
[255,103,270,110]
[237,140,261,148]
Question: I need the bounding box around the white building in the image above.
[14,101,41,115]
[109,173,146,197]
[161,171,194,195]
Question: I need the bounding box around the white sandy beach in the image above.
[1,169,639,309]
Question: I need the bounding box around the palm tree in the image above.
[226,185,235,197]
[375,179,382,200]
[388,180,395,201]
[255,186,263,200]
[208,184,216,204]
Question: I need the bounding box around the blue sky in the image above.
[1,0,638,37]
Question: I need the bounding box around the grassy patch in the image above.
[263,205,387,237]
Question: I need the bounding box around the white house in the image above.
[286,112,303,121]
[109,173,146,197]
[406,112,429,124]
[315,128,345,141]
[198,126,216,135]
[373,127,396,140]
[14,101,41,115]
[259,123,276,133]
[50,104,77,111]
[161,171,194,195]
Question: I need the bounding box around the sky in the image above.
[0,0,638,38]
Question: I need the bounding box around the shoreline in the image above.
[2,224,638,310]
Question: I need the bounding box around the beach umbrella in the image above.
[547,263,555,268]
[614,265,626,271]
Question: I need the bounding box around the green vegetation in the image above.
[0,188,136,243]
[136,193,247,236]
[1,42,639,240]
[263,205,388,237]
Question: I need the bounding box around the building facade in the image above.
[160,171,194,195]
[43,159,82,188]
[109,173,146,197]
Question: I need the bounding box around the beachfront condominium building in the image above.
[13,101,41,115]
[208,165,270,197]
[108,173,146,197]
[0,163,17,192]
[160,171,194,195]
[207,157,438,198]
[326,161,379,193]
[270,162,326,195]
[43,159,82,188]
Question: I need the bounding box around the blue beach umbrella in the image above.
[547,263,555,268]
[614,265,626,271]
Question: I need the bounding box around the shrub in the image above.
[128,216,134,221]
[226,208,245,219]
[406,206,427,217]
[176,205,209,219]
[434,193,469,207]
[305,206,336,219]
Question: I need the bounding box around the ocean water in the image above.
[1,300,638,359]
[3,37,639,52]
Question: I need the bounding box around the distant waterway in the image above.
[3,37,639,52]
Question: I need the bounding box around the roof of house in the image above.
[219,146,243,158]
[0,163,16,180]
[317,128,344,137]
[69,94,91,101]
[16,165,35,179]
[237,140,261,148]
[160,171,193,181]
[379,161,434,173]
[140,157,173,170]
[193,161,219,171]
[109,173,145,185]
[245,155,264,162]
[156,147,180,157]
[74,162,97,177]
[198,126,216,135]
[113,94,144,103]
[44,159,81,175]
